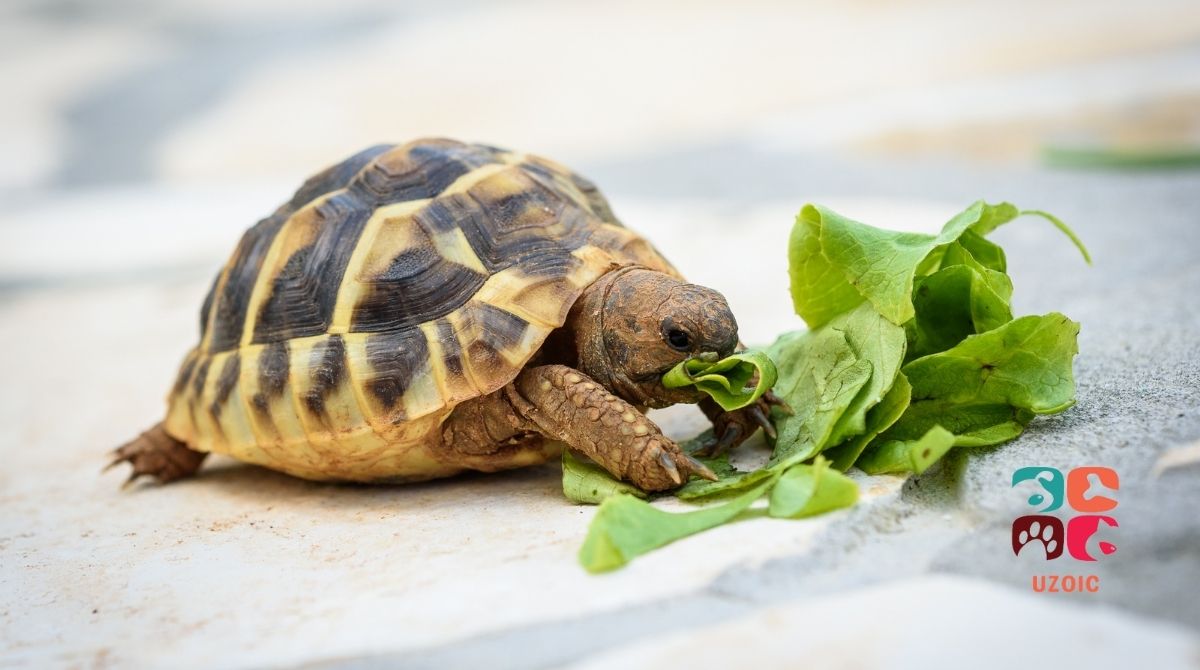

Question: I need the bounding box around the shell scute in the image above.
[357,327,431,418]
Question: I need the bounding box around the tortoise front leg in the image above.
[695,340,791,457]
[695,391,790,457]
[511,365,716,492]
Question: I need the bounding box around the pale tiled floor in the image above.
[2,2,1199,668]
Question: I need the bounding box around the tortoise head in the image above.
[570,267,739,408]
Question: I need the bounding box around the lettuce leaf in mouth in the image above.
[662,350,778,411]
[568,200,1088,573]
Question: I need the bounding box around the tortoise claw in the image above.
[120,471,143,491]
[104,451,145,490]
[101,454,122,474]
[749,405,776,440]
[696,423,743,458]
[683,454,719,481]
[764,390,793,416]
[656,450,684,486]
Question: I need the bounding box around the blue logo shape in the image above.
[1012,466,1064,512]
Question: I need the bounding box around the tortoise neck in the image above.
[566,266,654,406]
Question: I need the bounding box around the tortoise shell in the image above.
[163,138,678,481]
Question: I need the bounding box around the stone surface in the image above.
[2,1,1199,668]
[566,576,1200,670]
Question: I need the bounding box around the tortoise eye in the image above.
[665,328,692,351]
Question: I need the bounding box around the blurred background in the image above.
[3,0,1199,295]
[3,1,1199,668]
[6,0,1200,188]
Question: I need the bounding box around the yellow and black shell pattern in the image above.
[163,138,678,481]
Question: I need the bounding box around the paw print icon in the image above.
[1012,515,1064,559]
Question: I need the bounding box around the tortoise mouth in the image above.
[634,350,724,385]
[612,366,700,409]
[631,364,682,385]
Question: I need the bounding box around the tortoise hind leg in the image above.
[106,423,207,488]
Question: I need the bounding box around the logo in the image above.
[1011,466,1119,593]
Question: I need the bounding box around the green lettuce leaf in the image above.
[766,326,873,466]
[906,262,1012,360]
[767,457,859,519]
[901,313,1080,414]
[662,350,778,411]
[789,202,987,328]
[787,206,869,328]
[856,426,956,475]
[824,304,908,446]
[562,450,647,504]
[673,435,765,501]
[789,201,1089,330]
[675,463,776,502]
[878,401,1033,448]
[823,372,912,471]
[578,475,778,573]
[870,312,1080,466]
[955,229,1007,272]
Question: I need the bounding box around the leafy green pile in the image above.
[568,201,1090,573]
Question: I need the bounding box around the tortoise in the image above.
[110,138,780,492]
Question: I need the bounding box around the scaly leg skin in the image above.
[696,391,790,457]
[511,365,716,492]
[106,423,208,488]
